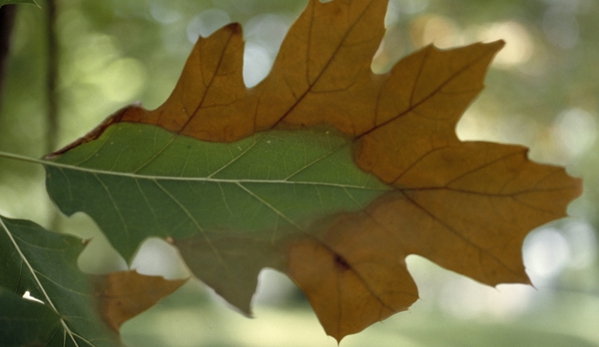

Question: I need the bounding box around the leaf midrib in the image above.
[0,151,388,191]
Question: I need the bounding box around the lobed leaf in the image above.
[44,0,582,341]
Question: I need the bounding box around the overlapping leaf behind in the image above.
[42,0,581,341]
[0,216,119,346]
[0,216,185,346]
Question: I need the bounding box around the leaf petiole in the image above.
[0,150,47,165]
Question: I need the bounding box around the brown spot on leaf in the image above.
[334,254,351,272]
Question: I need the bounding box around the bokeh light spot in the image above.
[187,9,232,43]
[478,21,533,68]
[524,228,571,283]
[96,58,147,103]
[410,14,463,48]
[552,107,597,158]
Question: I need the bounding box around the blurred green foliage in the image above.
[0,0,597,346]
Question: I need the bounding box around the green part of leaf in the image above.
[0,286,60,347]
[0,0,38,7]
[45,122,390,261]
[0,216,120,347]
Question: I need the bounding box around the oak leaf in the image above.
[44,0,582,341]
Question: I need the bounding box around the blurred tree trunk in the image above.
[0,5,16,110]
[45,0,58,152]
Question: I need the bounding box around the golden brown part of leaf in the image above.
[391,144,582,285]
[94,270,187,332]
[48,0,502,155]
[46,0,390,148]
[46,0,499,152]
[253,0,389,133]
[287,147,581,340]
[118,23,255,142]
[287,214,418,342]
[354,41,505,182]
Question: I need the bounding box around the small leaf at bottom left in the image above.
[0,215,121,346]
